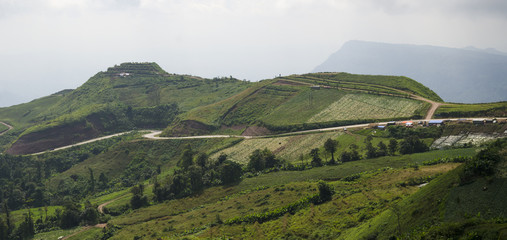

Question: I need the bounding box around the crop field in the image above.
[261,88,346,126]
[308,93,426,122]
[210,131,343,164]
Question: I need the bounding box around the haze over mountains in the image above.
[314,40,507,103]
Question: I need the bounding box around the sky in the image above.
[1,0,507,107]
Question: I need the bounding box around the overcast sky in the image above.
[1,0,507,107]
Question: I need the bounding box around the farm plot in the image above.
[308,93,425,122]
[210,131,343,164]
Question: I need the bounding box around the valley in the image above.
[0,62,506,240]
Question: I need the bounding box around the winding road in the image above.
[27,116,507,156]
[0,121,13,136]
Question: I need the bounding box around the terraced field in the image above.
[308,93,427,122]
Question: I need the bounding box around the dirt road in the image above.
[0,121,13,136]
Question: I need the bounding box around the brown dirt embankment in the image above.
[6,120,100,155]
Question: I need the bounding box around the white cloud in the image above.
[0,0,506,107]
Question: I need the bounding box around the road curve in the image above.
[26,117,506,155]
[0,121,13,136]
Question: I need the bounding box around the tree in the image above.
[2,203,11,237]
[365,141,377,159]
[187,165,204,192]
[324,138,338,164]
[247,148,279,172]
[317,180,334,203]
[217,153,228,165]
[179,145,194,169]
[247,149,264,172]
[262,148,278,169]
[399,136,428,154]
[310,148,322,167]
[99,172,108,189]
[88,167,95,193]
[195,153,208,169]
[388,139,398,156]
[130,184,148,209]
[80,201,99,225]
[0,216,7,240]
[220,161,242,185]
[60,198,81,229]
[170,173,190,198]
[14,210,34,239]
[377,141,387,157]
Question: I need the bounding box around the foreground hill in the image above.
[314,40,507,103]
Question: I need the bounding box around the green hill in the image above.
[1,62,250,154]
[173,73,435,135]
[1,63,442,154]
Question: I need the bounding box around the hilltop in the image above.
[314,40,507,103]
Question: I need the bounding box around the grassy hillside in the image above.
[285,72,443,102]
[435,101,507,118]
[1,63,251,153]
[341,138,507,239]
[0,91,69,128]
[74,149,472,239]
[175,74,432,135]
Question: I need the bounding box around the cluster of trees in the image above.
[246,148,281,172]
[387,125,442,139]
[306,134,429,167]
[0,134,130,213]
[0,199,101,240]
[151,145,242,204]
[461,138,506,183]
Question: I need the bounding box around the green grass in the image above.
[340,145,507,239]
[0,94,65,128]
[0,123,7,132]
[180,80,273,125]
[236,148,476,191]
[34,227,86,240]
[66,227,104,240]
[435,102,507,118]
[106,163,459,239]
[10,206,62,226]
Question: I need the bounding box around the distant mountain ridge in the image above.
[314,40,507,103]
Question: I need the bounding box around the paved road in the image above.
[0,121,13,136]
[30,131,133,156]
[27,117,507,155]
